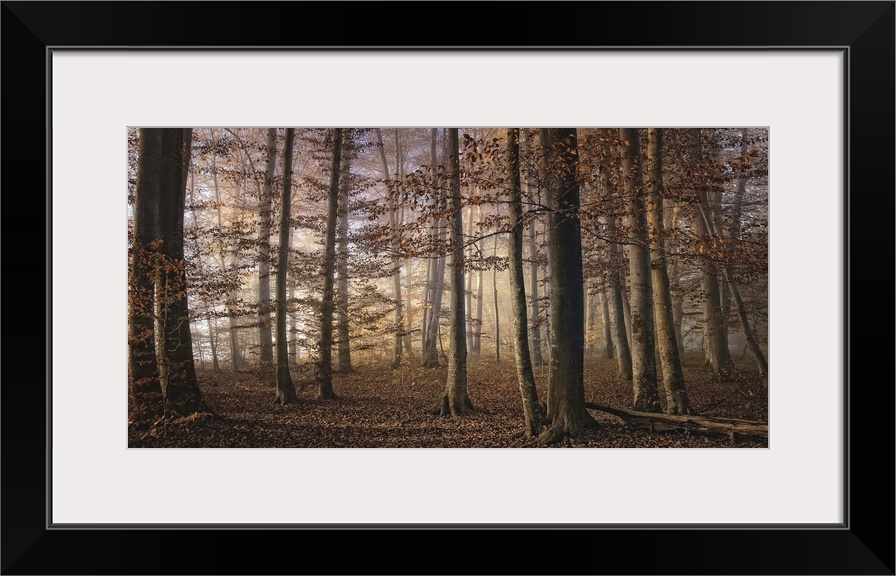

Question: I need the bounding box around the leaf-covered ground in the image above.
[129,353,768,448]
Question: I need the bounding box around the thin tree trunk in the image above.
[619,128,661,413]
[318,128,343,399]
[274,128,298,405]
[258,128,276,365]
[600,287,614,359]
[665,204,685,355]
[336,136,353,372]
[492,234,501,363]
[432,128,473,416]
[646,128,690,414]
[397,130,413,356]
[422,129,446,368]
[506,129,542,437]
[465,203,474,352]
[206,316,220,373]
[473,204,484,356]
[525,186,544,366]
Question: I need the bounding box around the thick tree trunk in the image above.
[155,128,206,417]
[506,129,542,437]
[538,128,592,443]
[318,128,343,399]
[432,128,473,416]
[646,129,690,414]
[619,128,661,413]
[336,137,353,372]
[274,128,299,405]
[258,128,276,365]
[129,129,163,420]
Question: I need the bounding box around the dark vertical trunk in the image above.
[274,128,298,405]
[155,128,206,417]
[539,128,590,443]
[336,136,353,372]
[506,129,542,437]
[619,128,661,413]
[318,128,343,399]
[129,129,163,420]
[432,128,473,416]
[665,204,685,355]
[646,128,690,414]
[258,128,276,365]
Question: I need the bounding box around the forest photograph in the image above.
[127,127,769,448]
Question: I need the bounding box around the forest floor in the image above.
[130,352,768,448]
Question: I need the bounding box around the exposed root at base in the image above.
[429,394,476,417]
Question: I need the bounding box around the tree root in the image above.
[429,394,475,417]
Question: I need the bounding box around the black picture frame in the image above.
[3,2,892,574]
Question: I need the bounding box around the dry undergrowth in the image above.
[128,354,768,448]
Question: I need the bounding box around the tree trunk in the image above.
[258,128,276,365]
[206,316,220,373]
[473,205,484,356]
[619,128,662,413]
[506,129,542,437]
[336,136,353,372]
[646,128,690,414]
[538,128,591,443]
[432,128,473,416]
[693,129,734,377]
[665,204,685,355]
[318,128,343,399]
[465,203,475,352]
[525,188,544,366]
[155,128,206,417]
[422,129,445,368]
[129,129,163,421]
[274,128,298,405]
[599,288,614,359]
[492,234,501,364]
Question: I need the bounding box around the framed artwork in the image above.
[4,1,892,573]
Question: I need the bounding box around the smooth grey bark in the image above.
[422,129,446,368]
[206,131,242,372]
[465,204,475,352]
[432,128,473,416]
[525,182,544,366]
[155,128,206,417]
[472,204,485,356]
[600,164,633,379]
[538,128,592,443]
[506,129,543,437]
[129,128,163,420]
[257,128,277,365]
[274,128,299,405]
[336,136,353,372]
[619,128,661,413]
[646,128,690,414]
[317,128,343,399]
[374,128,405,368]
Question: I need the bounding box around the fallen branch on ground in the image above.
[585,402,768,440]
